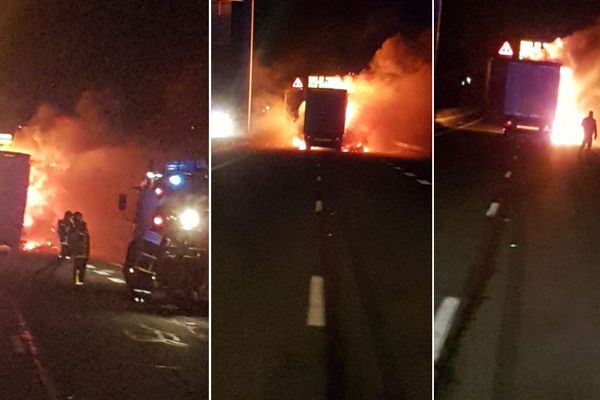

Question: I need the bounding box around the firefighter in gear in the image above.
[69,212,90,286]
[580,111,597,157]
[57,211,74,260]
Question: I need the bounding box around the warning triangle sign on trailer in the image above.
[292,77,304,89]
[498,41,514,57]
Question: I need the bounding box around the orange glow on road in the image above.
[552,67,584,146]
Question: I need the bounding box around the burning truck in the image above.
[0,148,30,251]
[486,40,563,136]
[285,75,368,152]
[486,38,585,145]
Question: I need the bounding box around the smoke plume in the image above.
[249,32,432,156]
[11,91,194,261]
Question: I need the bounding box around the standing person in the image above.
[580,111,597,157]
[69,212,90,286]
[57,211,74,260]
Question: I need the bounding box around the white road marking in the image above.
[505,171,512,178]
[124,324,189,347]
[317,176,322,182]
[486,202,500,217]
[108,277,126,284]
[513,155,518,160]
[417,179,431,185]
[86,264,96,269]
[434,296,461,363]
[394,166,404,171]
[13,307,59,400]
[315,200,323,213]
[92,270,111,276]
[402,172,416,177]
[307,276,325,327]
[11,335,25,354]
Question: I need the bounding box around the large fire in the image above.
[551,67,584,145]
[3,137,66,252]
[250,34,432,157]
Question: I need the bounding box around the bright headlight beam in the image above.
[179,209,200,231]
[210,111,235,138]
[169,174,183,186]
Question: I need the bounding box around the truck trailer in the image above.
[486,58,561,133]
[303,88,347,150]
[0,151,30,249]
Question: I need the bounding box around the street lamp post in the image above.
[247,0,254,135]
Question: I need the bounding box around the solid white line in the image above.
[315,200,323,213]
[402,172,416,177]
[434,297,461,363]
[504,171,512,178]
[486,202,500,217]
[11,335,25,354]
[307,276,325,327]
[107,277,126,284]
[417,179,431,185]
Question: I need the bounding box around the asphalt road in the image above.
[0,252,208,400]
[212,148,431,400]
[435,127,600,399]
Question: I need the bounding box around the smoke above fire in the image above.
[8,91,190,261]
[559,23,600,118]
[250,33,432,156]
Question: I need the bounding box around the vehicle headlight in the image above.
[179,209,200,231]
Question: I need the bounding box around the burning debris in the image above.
[250,33,432,156]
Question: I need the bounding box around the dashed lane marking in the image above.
[317,176,322,182]
[11,335,25,354]
[505,171,512,178]
[486,202,500,217]
[86,264,96,269]
[315,200,323,213]
[434,296,461,363]
[307,275,326,327]
[92,270,112,276]
[107,277,126,284]
[394,166,404,171]
[402,172,417,177]
[417,179,431,186]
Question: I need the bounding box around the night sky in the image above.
[0,0,208,143]
[253,0,431,77]
[436,0,600,107]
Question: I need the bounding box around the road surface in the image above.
[212,148,431,400]
[436,127,600,399]
[0,252,208,400]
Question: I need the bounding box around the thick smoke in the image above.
[12,91,190,261]
[250,33,432,156]
[560,22,600,113]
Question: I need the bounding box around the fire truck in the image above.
[118,160,208,306]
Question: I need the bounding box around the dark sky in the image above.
[436,0,600,106]
[254,0,431,75]
[0,0,208,139]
